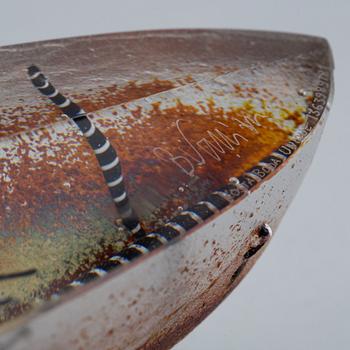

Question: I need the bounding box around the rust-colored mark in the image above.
[0,79,176,137]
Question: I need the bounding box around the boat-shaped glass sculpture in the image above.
[0,29,333,349]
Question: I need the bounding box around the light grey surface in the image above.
[0,1,349,349]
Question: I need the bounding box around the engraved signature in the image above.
[153,112,266,177]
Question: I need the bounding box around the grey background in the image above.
[1,1,349,349]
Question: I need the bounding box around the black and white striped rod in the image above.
[27,65,144,238]
[52,177,249,297]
